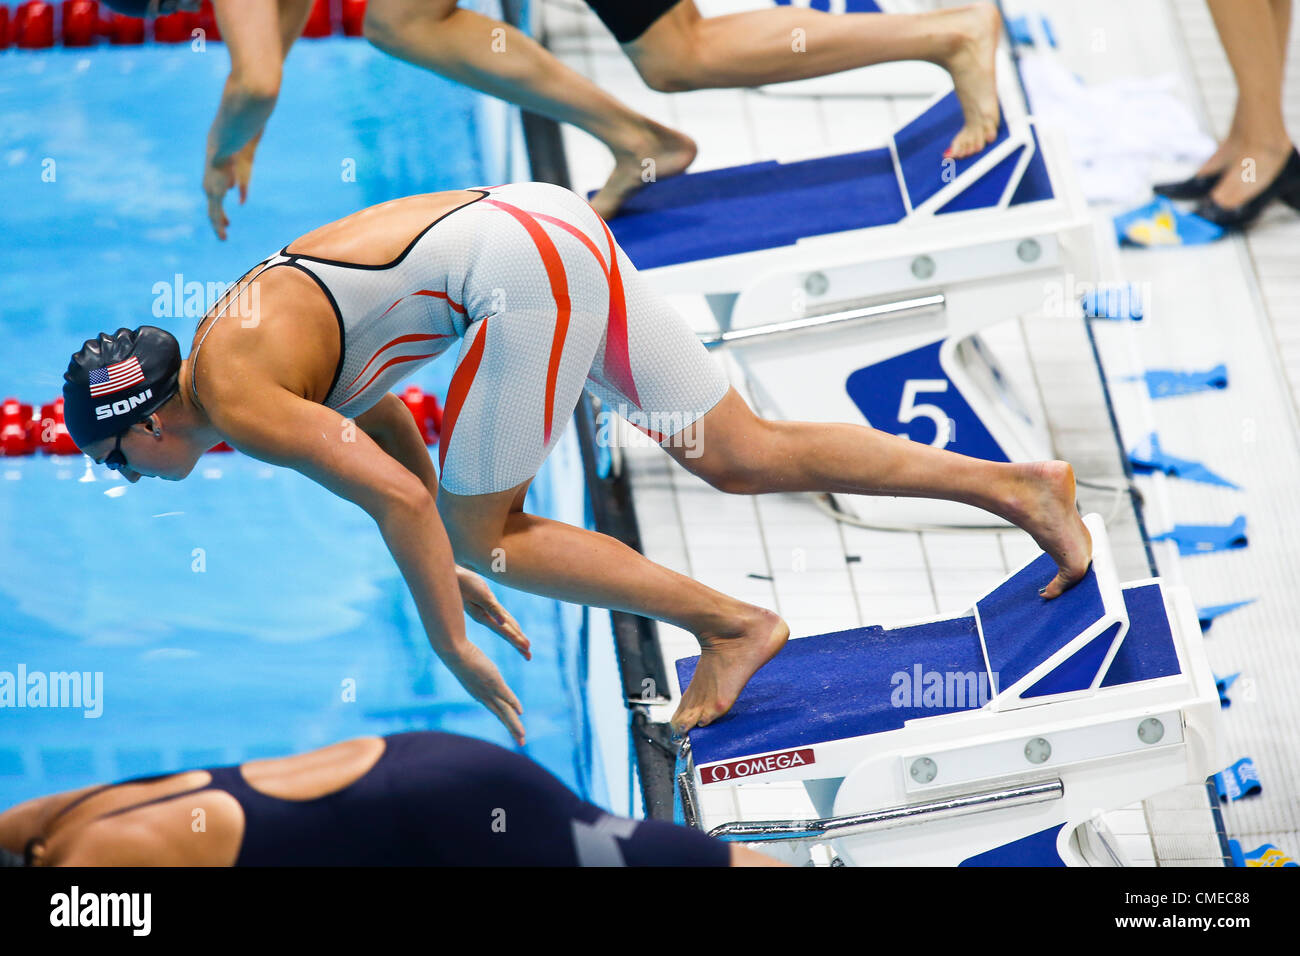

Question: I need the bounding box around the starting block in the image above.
[673,515,1221,865]
[608,52,1098,527]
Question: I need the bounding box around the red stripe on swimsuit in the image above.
[439,320,489,475]
[483,198,573,445]
[526,211,641,409]
[380,290,467,318]
[345,333,452,392]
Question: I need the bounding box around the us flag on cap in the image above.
[87,357,145,398]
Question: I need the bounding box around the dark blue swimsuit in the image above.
[49,731,729,867]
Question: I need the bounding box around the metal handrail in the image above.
[699,293,946,351]
[706,778,1064,843]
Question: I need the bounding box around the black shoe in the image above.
[1153,168,1225,200]
[1193,148,1300,230]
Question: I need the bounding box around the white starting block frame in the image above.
[622,51,1099,528]
[674,515,1222,866]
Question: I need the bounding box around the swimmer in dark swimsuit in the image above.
[61,183,1093,742]
[0,732,777,866]
[103,0,1003,231]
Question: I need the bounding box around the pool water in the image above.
[0,37,614,810]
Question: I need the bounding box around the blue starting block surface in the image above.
[678,617,987,768]
[679,572,1182,771]
[607,149,903,270]
[605,93,1053,270]
[976,552,1107,694]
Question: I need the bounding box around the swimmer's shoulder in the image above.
[53,792,243,866]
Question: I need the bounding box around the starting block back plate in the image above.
[975,550,1106,692]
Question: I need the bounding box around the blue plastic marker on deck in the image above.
[1198,598,1256,632]
[1123,365,1228,399]
[1151,515,1247,556]
[1114,196,1224,247]
[1214,672,1240,708]
[1128,433,1239,488]
[1007,13,1058,48]
[1229,840,1298,867]
[1008,15,1035,46]
[1214,757,1261,802]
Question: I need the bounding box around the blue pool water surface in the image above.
[0,39,612,810]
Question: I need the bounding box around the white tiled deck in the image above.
[533,0,1300,864]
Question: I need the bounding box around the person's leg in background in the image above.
[362,0,697,218]
[362,0,1006,217]
[622,1,1004,158]
[1197,0,1294,208]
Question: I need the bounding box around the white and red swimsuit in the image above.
[199,182,729,495]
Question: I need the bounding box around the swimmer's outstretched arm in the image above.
[354,394,530,657]
[209,385,528,744]
[203,0,314,240]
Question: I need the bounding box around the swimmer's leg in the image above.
[653,388,1090,733]
[438,478,788,730]
[664,388,1092,600]
[626,1,1002,158]
[362,0,695,218]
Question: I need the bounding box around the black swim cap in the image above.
[62,327,181,451]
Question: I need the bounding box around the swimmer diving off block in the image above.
[61,183,1092,742]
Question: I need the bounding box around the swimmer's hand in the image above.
[203,158,236,241]
[456,566,531,661]
[231,134,261,208]
[444,643,526,746]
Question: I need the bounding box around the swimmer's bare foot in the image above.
[939,4,1002,160]
[589,121,697,220]
[1000,461,1093,599]
[672,607,789,735]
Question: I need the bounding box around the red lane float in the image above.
[196,0,219,41]
[302,0,331,38]
[61,0,98,46]
[401,386,443,445]
[39,399,79,455]
[153,10,198,43]
[0,388,443,458]
[0,0,360,48]
[15,1,56,48]
[341,0,366,37]
[1,398,37,456]
[104,12,143,44]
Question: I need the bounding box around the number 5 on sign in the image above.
[845,340,1008,462]
[897,379,952,447]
